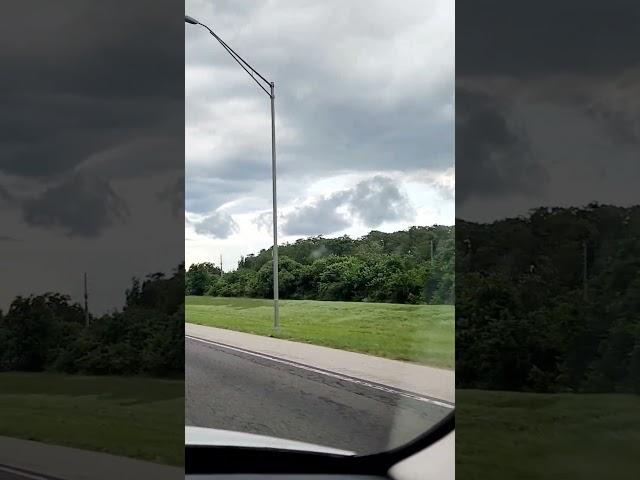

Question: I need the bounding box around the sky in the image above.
[185,0,455,271]
[456,0,640,221]
[0,1,184,313]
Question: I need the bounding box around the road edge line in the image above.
[0,464,64,480]
[186,334,454,409]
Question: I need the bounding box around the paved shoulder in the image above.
[0,464,53,480]
[0,437,182,480]
[186,323,455,403]
[186,336,451,452]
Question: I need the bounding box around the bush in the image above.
[185,227,456,305]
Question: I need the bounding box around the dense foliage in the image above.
[457,204,640,394]
[0,266,185,376]
[186,226,455,305]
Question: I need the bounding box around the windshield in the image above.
[184,0,454,455]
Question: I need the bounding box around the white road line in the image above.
[0,465,54,480]
[186,334,454,410]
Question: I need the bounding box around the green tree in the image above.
[186,262,220,296]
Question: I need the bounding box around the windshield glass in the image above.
[185,0,454,454]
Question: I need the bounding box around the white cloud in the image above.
[186,0,454,269]
[193,210,238,238]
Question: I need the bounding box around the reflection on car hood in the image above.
[185,426,354,456]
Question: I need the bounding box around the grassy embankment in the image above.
[0,372,184,466]
[456,389,640,480]
[186,296,454,369]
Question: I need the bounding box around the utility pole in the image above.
[463,238,472,256]
[220,254,223,276]
[83,272,89,325]
[582,240,588,301]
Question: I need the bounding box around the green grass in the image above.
[186,296,454,369]
[456,390,640,480]
[0,372,184,466]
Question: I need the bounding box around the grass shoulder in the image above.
[185,296,454,369]
[456,389,640,480]
[0,372,184,466]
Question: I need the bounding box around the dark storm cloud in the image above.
[281,196,350,236]
[584,74,640,147]
[0,0,183,236]
[457,0,640,221]
[281,176,414,236]
[193,156,273,183]
[1,1,183,99]
[186,0,454,215]
[457,0,640,77]
[76,135,184,181]
[0,1,183,180]
[0,95,180,179]
[1,0,184,312]
[456,88,547,204]
[157,177,185,218]
[194,211,238,239]
[0,185,12,206]
[186,177,254,214]
[347,176,416,226]
[22,174,129,238]
[277,97,453,176]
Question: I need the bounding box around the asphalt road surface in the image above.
[0,465,55,480]
[0,470,28,480]
[186,336,453,454]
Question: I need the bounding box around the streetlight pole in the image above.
[270,82,280,331]
[186,15,279,332]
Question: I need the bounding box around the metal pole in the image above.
[185,15,279,330]
[270,82,279,332]
[83,272,89,325]
[582,240,588,301]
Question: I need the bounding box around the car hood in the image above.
[186,426,354,456]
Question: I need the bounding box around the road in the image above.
[0,465,57,480]
[186,336,453,454]
[0,437,183,480]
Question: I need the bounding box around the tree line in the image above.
[457,204,640,394]
[0,266,184,377]
[186,226,455,305]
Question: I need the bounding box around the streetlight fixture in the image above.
[186,15,280,332]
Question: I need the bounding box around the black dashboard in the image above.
[186,476,387,480]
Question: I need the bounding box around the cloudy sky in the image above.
[457,0,640,221]
[185,0,454,270]
[0,1,183,313]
